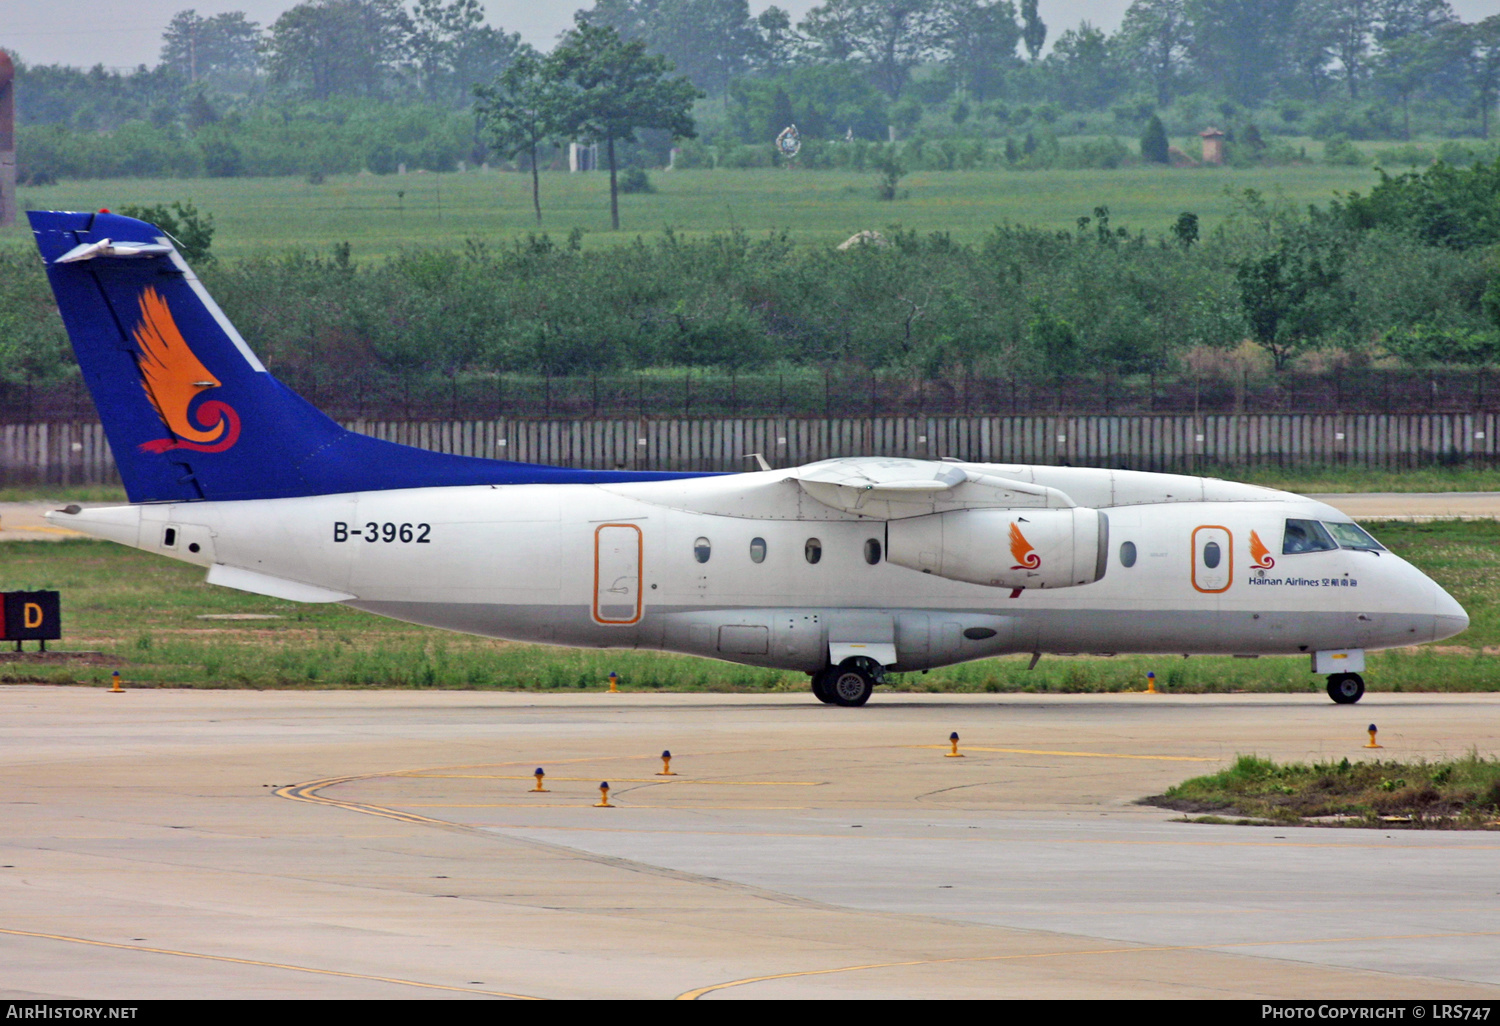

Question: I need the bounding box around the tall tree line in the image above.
[13,0,1500,182]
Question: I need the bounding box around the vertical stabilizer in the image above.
[29,210,710,502]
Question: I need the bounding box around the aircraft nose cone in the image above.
[1432,581,1469,642]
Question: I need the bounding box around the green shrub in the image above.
[619,168,654,194]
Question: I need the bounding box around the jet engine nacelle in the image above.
[886,508,1109,590]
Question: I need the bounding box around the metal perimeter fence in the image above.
[4,413,1499,487]
[7,367,1500,423]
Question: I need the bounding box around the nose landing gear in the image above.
[1327,672,1365,704]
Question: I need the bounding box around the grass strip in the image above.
[1147,752,1500,829]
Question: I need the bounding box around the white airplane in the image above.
[30,210,1469,706]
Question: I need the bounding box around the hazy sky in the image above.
[4,0,1500,69]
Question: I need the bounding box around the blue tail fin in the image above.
[30,210,707,502]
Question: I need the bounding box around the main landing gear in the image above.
[1327,672,1365,704]
[810,659,879,707]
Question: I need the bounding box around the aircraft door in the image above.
[1192,526,1232,594]
[594,524,643,625]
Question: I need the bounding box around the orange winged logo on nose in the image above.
[132,287,241,454]
[1009,522,1041,570]
[1250,529,1276,570]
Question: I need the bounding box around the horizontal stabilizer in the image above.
[205,564,356,603]
[54,238,174,263]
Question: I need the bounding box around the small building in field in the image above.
[1200,128,1226,166]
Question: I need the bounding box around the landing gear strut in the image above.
[1327,672,1365,704]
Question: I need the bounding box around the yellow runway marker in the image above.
[0,926,538,999]
[676,929,1500,1000]
[911,745,1214,762]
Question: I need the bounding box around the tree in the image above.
[582,0,660,42]
[1336,158,1500,248]
[1048,22,1118,110]
[409,0,521,106]
[727,64,887,142]
[1375,0,1456,45]
[1318,0,1379,98]
[1184,0,1298,105]
[1286,0,1339,100]
[799,0,954,100]
[261,0,411,100]
[116,201,215,263]
[1469,15,1500,139]
[1374,26,1455,137]
[475,45,561,224]
[1236,228,1347,370]
[1116,0,1191,106]
[947,0,1021,102]
[159,10,261,87]
[550,16,701,230]
[757,6,798,70]
[1019,0,1046,61]
[1370,0,1460,133]
[649,0,765,97]
[1141,114,1170,162]
[1171,210,1199,248]
[582,0,765,97]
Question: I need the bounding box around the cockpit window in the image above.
[1323,521,1385,551]
[1282,519,1338,555]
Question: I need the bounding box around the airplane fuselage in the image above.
[59,462,1467,676]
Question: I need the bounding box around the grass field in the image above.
[2,518,1495,692]
[0,164,1387,259]
[1152,752,1500,828]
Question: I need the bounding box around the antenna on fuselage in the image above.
[743,453,773,471]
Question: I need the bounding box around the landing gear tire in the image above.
[810,670,836,704]
[1327,672,1365,704]
[828,665,874,707]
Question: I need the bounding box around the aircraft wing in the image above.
[791,457,1076,519]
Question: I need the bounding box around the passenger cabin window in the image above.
[749,537,767,563]
[805,538,822,564]
[1282,519,1338,555]
[864,538,882,565]
[1202,540,1222,569]
[1119,541,1136,567]
[1324,521,1385,551]
[693,537,712,563]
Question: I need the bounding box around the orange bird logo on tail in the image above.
[1250,529,1276,570]
[132,287,241,454]
[1009,522,1041,570]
